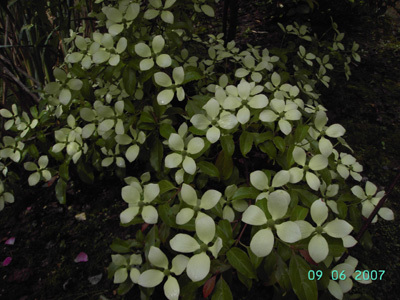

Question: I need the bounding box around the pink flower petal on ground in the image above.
[2,257,12,266]
[26,207,32,211]
[74,252,88,263]
[5,237,15,245]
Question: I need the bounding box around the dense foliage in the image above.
[0,0,395,299]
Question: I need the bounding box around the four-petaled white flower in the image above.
[190,98,238,143]
[119,182,160,224]
[144,0,176,24]
[102,2,140,36]
[222,79,269,124]
[175,183,221,225]
[259,99,301,135]
[112,253,142,284]
[333,150,363,181]
[351,181,393,223]
[164,133,204,175]
[135,35,171,71]
[138,246,189,300]
[170,212,223,282]
[242,190,301,257]
[24,155,52,186]
[250,170,290,201]
[288,146,328,191]
[294,199,353,263]
[154,67,185,105]
[219,184,248,222]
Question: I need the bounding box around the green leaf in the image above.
[117,281,134,295]
[159,123,175,139]
[326,236,346,257]
[215,151,233,180]
[198,161,220,178]
[150,138,163,172]
[276,254,291,291]
[273,136,286,152]
[123,67,137,96]
[158,180,176,194]
[216,220,234,251]
[220,135,235,156]
[77,161,94,184]
[293,189,319,207]
[158,203,175,227]
[294,124,309,143]
[253,131,273,145]
[289,254,318,300]
[55,178,67,204]
[239,131,253,157]
[237,271,252,290]
[259,141,276,159]
[110,238,142,253]
[183,66,204,84]
[226,247,257,279]
[337,201,348,219]
[290,205,309,221]
[232,187,259,201]
[211,276,233,300]
[59,161,70,181]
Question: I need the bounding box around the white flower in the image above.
[119,182,160,224]
[351,181,393,223]
[242,191,301,257]
[295,199,353,263]
[175,184,221,225]
[170,212,222,282]
[138,246,189,300]
[250,170,290,201]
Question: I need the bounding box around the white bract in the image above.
[219,184,248,222]
[102,2,140,36]
[259,99,301,135]
[170,212,222,282]
[333,150,363,181]
[23,155,52,186]
[135,35,172,71]
[0,180,14,211]
[119,182,160,224]
[164,130,204,175]
[222,79,269,124]
[144,0,176,24]
[190,98,238,143]
[138,246,189,300]
[351,181,393,223]
[295,199,353,263]
[154,67,185,105]
[242,191,301,257]
[289,146,328,191]
[250,170,290,201]
[112,253,142,284]
[175,183,221,225]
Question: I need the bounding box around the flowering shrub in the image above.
[0,0,395,299]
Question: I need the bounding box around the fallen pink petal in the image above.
[74,252,88,263]
[2,257,12,266]
[5,237,15,245]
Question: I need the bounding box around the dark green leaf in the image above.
[76,161,94,184]
[259,141,277,158]
[150,138,163,172]
[289,254,318,300]
[59,161,70,181]
[28,144,39,159]
[294,124,309,143]
[159,180,176,194]
[237,271,253,290]
[290,205,309,221]
[158,203,175,227]
[183,66,204,84]
[337,201,348,219]
[220,135,235,156]
[294,189,319,207]
[254,131,273,145]
[159,123,175,139]
[123,67,137,96]
[273,136,286,152]
[232,187,259,201]
[117,281,134,295]
[226,247,257,279]
[110,238,141,253]
[212,276,233,300]
[276,254,291,291]
[215,151,233,180]
[239,131,253,157]
[55,178,67,204]
[198,161,220,178]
